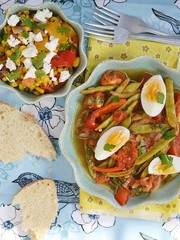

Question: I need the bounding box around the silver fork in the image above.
[84,24,180,45]
[93,6,169,36]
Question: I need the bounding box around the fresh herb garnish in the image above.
[59,43,71,50]
[6,72,20,81]
[35,69,45,78]
[111,95,120,102]
[138,138,147,155]
[10,48,21,61]
[20,17,37,30]
[163,129,176,140]
[3,33,9,42]
[57,26,70,35]
[104,143,116,151]
[159,154,173,171]
[157,92,165,104]
[21,31,29,39]
[32,51,46,69]
[87,96,95,104]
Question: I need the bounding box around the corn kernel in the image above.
[35,87,44,95]
[19,45,26,51]
[24,10,29,15]
[50,16,58,22]
[5,50,12,57]
[53,80,59,86]
[15,58,21,66]
[19,83,24,90]
[10,81,18,87]
[29,85,35,90]
[2,77,7,81]
[33,90,41,96]
[73,57,80,67]
[20,14,26,18]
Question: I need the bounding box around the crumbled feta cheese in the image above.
[33,32,43,42]
[7,35,20,47]
[43,62,51,74]
[6,58,16,71]
[22,44,38,58]
[24,65,36,79]
[33,9,53,23]
[23,58,32,70]
[7,14,20,27]
[45,37,59,52]
[43,52,56,64]
[0,64,3,70]
[59,70,71,82]
[50,69,57,81]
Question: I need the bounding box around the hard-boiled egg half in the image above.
[141,75,166,117]
[148,154,180,175]
[95,126,130,161]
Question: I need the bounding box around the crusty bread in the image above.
[12,179,58,240]
[0,101,56,162]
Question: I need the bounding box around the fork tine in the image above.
[84,29,113,39]
[93,12,118,25]
[93,15,107,25]
[101,6,120,17]
[84,23,115,30]
[84,34,113,43]
[95,7,120,20]
[84,26,114,35]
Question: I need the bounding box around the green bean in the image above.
[108,158,116,168]
[135,138,173,166]
[121,116,131,128]
[95,115,113,132]
[125,100,138,114]
[136,158,152,175]
[140,167,148,178]
[105,167,134,177]
[80,85,117,94]
[165,78,178,129]
[105,78,130,105]
[130,123,170,134]
[122,80,143,93]
[120,93,140,110]
[110,89,140,99]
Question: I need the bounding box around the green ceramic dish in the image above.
[0,2,87,103]
[59,56,180,209]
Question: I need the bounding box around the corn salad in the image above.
[0,8,80,95]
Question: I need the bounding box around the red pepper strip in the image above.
[92,165,124,173]
[85,99,126,130]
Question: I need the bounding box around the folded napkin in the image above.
[80,38,180,222]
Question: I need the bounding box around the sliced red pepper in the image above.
[85,99,126,130]
[114,187,130,206]
[51,50,77,68]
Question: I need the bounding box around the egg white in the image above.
[141,75,166,117]
[148,155,180,175]
[95,126,130,161]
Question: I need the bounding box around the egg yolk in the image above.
[144,80,163,102]
[106,130,128,150]
[154,162,176,174]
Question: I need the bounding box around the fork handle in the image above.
[131,33,180,46]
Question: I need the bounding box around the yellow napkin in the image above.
[80,38,180,222]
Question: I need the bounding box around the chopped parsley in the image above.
[59,43,71,50]
[111,95,120,102]
[157,91,165,104]
[138,138,147,155]
[10,48,21,61]
[159,154,173,171]
[6,72,20,82]
[35,69,46,78]
[163,129,176,140]
[104,143,116,151]
[3,33,9,42]
[20,17,37,30]
[57,26,70,35]
[21,31,29,39]
[32,51,46,69]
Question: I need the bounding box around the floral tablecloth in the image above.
[0,1,179,240]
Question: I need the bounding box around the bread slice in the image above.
[12,179,58,240]
[0,101,56,162]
